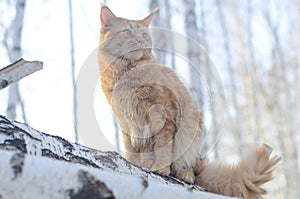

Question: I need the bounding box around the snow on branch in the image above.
[0,116,236,199]
[0,58,43,90]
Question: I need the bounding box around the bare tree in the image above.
[215,0,243,154]
[182,0,209,155]
[149,0,166,64]
[245,0,261,142]
[262,0,299,197]
[197,0,223,159]
[183,0,226,162]
[163,0,175,68]
[3,0,27,122]
[183,0,203,108]
[68,0,79,143]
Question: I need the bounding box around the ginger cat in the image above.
[98,6,281,199]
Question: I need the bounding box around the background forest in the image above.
[0,0,299,198]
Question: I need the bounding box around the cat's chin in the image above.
[126,50,145,60]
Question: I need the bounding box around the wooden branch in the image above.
[0,58,43,90]
[0,115,235,199]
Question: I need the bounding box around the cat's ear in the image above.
[140,7,159,27]
[101,6,117,28]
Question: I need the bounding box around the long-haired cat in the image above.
[98,5,281,199]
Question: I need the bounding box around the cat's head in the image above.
[100,6,158,62]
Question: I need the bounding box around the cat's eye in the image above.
[123,29,133,37]
[142,32,147,38]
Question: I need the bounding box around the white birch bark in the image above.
[149,0,166,64]
[263,3,299,198]
[245,0,261,143]
[183,0,203,108]
[0,59,43,90]
[5,0,27,121]
[215,0,242,154]
[0,115,237,199]
[0,150,235,199]
[198,0,221,158]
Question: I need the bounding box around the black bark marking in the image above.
[66,152,100,169]
[44,134,76,150]
[0,115,12,125]
[10,152,25,180]
[41,149,67,161]
[141,177,148,189]
[94,155,118,170]
[61,139,75,152]
[69,170,115,199]
[0,116,41,141]
[0,120,19,134]
[109,152,133,170]
[3,138,27,153]
[41,150,101,169]
[0,79,8,89]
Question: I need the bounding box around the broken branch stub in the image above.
[0,58,43,90]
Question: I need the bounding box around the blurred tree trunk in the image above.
[245,0,261,142]
[68,0,79,143]
[263,2,299,198]
[215,0,242,154]
[149,0,166,64]
[5,0,27,122]
[197,0,221,159]
[198,0,210,156]
[182,0,209,156]
[163,0,175,69]
[183,0,203,108]
[112,112,121,152]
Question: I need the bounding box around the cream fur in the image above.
[98,5,281,198]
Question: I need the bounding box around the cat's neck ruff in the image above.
[101,50,156,76]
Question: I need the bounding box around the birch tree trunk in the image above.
[183,0,203,109]
[0,115,235,199]
[68,0,79,143]
[215,0,242,154]
[182,0,210,157]
[197,0,224,158]
[263,3,299,198]
[245,0,261,142]
[163,0,175,69]
[5,0,26,122]
[149,0,166,64]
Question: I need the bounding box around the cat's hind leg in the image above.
[122,131,141,166]
[174,167,195,183]
[150,120,176,175]
[170,121,203,183]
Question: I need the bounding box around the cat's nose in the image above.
[137,39,144,45]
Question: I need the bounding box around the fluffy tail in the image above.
[194,144,281,199]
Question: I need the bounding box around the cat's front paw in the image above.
[175,168,195,183]
[126,152,141,166]
[156,166,171,175]
[141,159,154,169]
[193,156,206,175]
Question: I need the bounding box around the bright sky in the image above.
[0,0,289,152]
[0,0,163,151]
